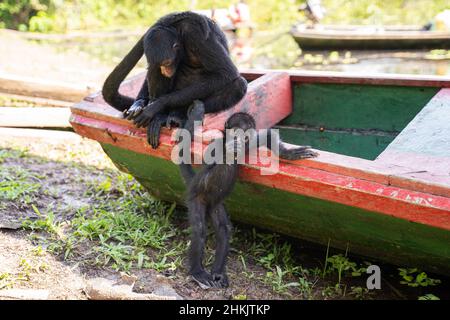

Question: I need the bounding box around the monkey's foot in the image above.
[187,100,205,121]
[190,271,215,290]
[211,273,229,288]
[184,100,205,141]
[281,146,319,160]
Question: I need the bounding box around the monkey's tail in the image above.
[102,35,146,111]
[179,163,196,185]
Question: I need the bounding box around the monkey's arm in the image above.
[258,129,318,160]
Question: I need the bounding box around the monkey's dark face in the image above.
[159,43,180,78]
[225,113,256,131]
[144,27,182,78]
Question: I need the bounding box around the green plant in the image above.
[398,268,441,287]
[0,273,14,289]
[248,231,297,273]
[321,284,345,297]
[22,205,62,235]
[350,286,371,300]
[324,254,366,284]
[0,0,51,30]
[0,149,27,163]
[321,0,450,25]
[418,293,440,300]
[264,266,300,294]
[29,10,53,32]
[0,167,41,202]
[297,277,314,299]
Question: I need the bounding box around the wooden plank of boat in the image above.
[290,24,450,50]
[377,88,450,174]
[70,70,450,275]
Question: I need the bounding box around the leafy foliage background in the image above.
[1,0,449,33]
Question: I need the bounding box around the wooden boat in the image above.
[290,24,450,50]
[70,70,450,275]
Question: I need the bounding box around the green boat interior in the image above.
[277,83,441,160]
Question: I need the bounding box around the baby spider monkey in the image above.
[178,103,318,288]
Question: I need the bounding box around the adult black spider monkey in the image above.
[102,11,317,288]
[102,11,247,148]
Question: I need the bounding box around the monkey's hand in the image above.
[134,99,166,128]
[280,145,319,160]
[124,99,146,120]
[147,113,169,149]
[166,110,186,129]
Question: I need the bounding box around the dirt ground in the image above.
[0,31,111,90]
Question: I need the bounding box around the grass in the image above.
[0,168,41,201]
[0,255,49,290]
[0,149,28,162]
[398,268,441,288]
[23,173,186,272]
[0,161,42,212]
[232,229,320,298]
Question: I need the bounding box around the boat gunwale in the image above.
[240,69,450,88]
[290,29,450,41]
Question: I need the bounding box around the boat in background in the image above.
[290,24,450,50]
[70,70,450,275]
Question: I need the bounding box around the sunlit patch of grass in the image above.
[22,205,63,235]
[0,165,42,203]
[24,173,187,273]
[71,203,177,271]
[0,148,28,163]
[0,252,49,290]
[0,272,15,289]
